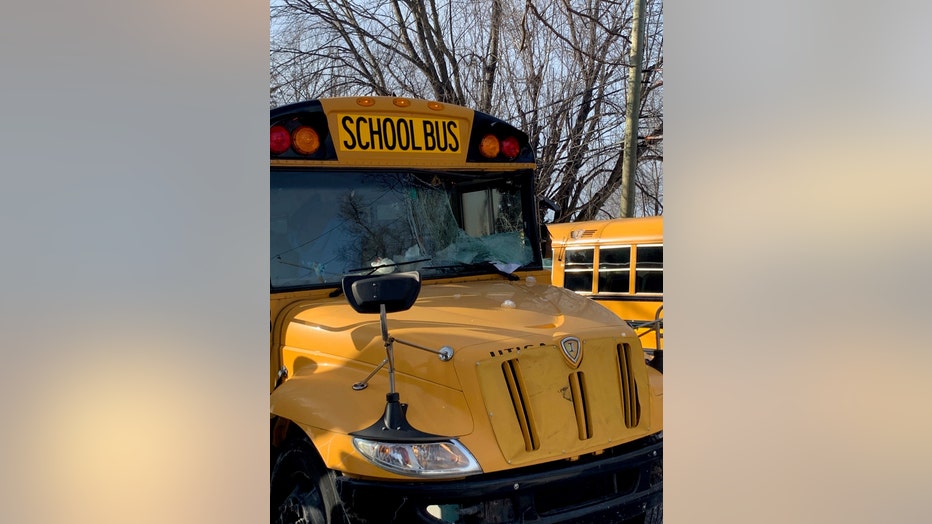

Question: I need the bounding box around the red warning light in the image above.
[501,136,520,159]
[270,125,290,155]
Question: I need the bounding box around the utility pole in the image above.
[620,0,647,217]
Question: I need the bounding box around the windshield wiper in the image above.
[424,261,520,281]
[345,256,433,275]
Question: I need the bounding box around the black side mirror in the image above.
[342,271,421,314]
[539,195,562,215]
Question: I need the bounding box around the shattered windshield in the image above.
[271,170,536,289]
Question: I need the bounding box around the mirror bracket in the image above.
[341,272,455,441]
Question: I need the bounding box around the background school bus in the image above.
[548,216,664,365]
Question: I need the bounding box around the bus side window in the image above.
[634,245,663,294]
[564,248,594,292]
[637,272,663,294]
[598,246,631,293]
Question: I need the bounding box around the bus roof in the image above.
[548,216,663,246]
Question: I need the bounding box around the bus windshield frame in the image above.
[271,167,541,292]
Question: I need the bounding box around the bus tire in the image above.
[271,433,345,524]
[644,503,663,524]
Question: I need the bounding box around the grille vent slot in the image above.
[502,359,539,451]
[568,371,592,440]
[616,343,641,428]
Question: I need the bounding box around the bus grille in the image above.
[479,339,647,464]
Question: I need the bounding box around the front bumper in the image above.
[335,435,662,524]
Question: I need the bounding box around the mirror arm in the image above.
[392,337,454,361]
[352,358,389,391]
[380,304,397,395]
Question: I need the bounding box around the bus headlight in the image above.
[352,438,482,478]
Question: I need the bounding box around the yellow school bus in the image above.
[270,97,662,523]
[549,217,664,364]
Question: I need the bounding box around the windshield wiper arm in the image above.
[345,257,433,275]
[424,261,520,281]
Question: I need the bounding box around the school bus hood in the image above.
[275,279,660,472]
[282,279,631,370]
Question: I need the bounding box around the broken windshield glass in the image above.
[271,170,535,289]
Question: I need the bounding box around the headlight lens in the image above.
[352,438,482,478]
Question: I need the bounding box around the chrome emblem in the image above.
[560,337,582,368]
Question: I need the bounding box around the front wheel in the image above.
[271,433,345,524]
[644,503,663,524]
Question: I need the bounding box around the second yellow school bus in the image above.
[549,216,664,360]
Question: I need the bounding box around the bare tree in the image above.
[270,0,663,221]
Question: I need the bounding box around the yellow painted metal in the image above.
[549,216,663,248]
[475,336,655,469]
[647,365,663,428]
[271,270,661,478]
[549,216,664,351]
[308,96,540,169]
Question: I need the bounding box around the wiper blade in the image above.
[345,257,433,275]
[424,261,520,281]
